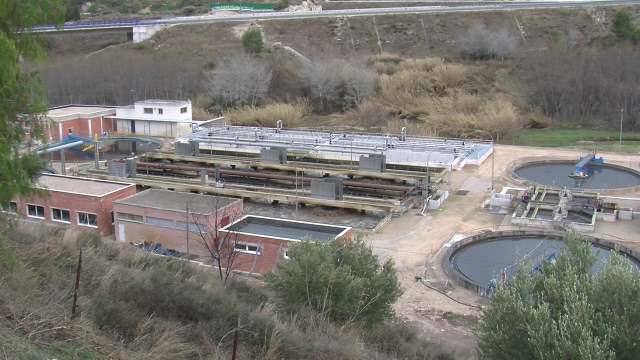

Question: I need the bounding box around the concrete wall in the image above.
[116,100,191,121]
[12,184,135,236]
[443,229,640,293]
[132,25,168,43]
[427,190,449,210]
[112,198,243,257]
[509,159,640,194]
[116,119,191,137]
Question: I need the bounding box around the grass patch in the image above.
[513,129,640,153]
[447,196,463,203]
[0,226,454,360]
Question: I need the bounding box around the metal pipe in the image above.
[112,159,414,192]
[35,141,84,154]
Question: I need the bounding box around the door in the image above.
[130,120,136,134]
[118,223,125,242]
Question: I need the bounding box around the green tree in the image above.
[612,11,640,42]
[65,5,81,21]
[264,236,403,325]
[241,26,264,53]
[0,0,64,209]
[475,231,640,360]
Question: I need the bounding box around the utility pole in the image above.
[185,203,190,260]
[620,108,624,147]
[71,247,83,320]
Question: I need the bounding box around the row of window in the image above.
[142,107,188,115]
[117,212,208,233]
[231,243,289,259]
[5,202,98,228]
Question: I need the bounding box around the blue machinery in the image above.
[574,151,604,172]
[35,134,162,175]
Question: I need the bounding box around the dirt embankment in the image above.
[45,5,640,67]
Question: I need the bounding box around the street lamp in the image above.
[422,151,434,216]
[475,129,494,192]
[620,109,624,147]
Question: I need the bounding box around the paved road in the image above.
[156,0,640,25]
[32,0,640,31]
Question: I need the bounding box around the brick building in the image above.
[220,215,352,274]
[112,189,243,257]
[9,174,135,235]
[43,105,117,142]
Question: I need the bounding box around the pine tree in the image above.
[0,0,65,208]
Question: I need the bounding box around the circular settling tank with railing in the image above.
[510,160,640,193]
[443,230,640,293]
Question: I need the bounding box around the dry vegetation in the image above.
[0,225,455,359]
[226,98,312,127]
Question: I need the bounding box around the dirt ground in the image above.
[366,145,640,359]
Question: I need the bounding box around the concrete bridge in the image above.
[31,18,169,43]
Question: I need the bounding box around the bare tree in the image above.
[561,28,580,49]
[458,23,492,59]
[491,28,519,62]
[203,54,272,108]
[458,24,519,61]
[344,58,377,104]
[184,196,246,285]
[300,57,344,112]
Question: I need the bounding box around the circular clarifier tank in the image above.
[443,231,640,289]
[511,160,640,191]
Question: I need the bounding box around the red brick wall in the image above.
[12,185,135,236]
[112,199,244,257]
[45,116,117,142]
[221,229,353,274]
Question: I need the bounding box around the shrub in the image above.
[226,99,312,127]
[264,236,403,325]
[242,26,264,53]
[183,5,196,15]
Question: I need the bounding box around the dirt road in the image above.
[366,145,640,359]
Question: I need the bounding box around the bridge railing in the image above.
[31,17,163,31]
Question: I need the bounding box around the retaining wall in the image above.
[509,159,640,195]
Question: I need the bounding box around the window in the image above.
[283,250,290,260]
[77,212,98,227]
[176,221,207,233]
[180,107,188,114]
[1,202,17,214]
[51,208,70,223]
[234,243,260,255]
[157,108,163,115]
[26,204,45,219]
[146,216,173,228]
[117,212,143,223]
[68,128,73,134]
[143,107,153,114]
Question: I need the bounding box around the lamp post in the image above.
[620,108,624,147]
[423,151,434,216]
[475,129,494,192]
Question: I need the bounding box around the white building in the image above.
[107,99,193,137]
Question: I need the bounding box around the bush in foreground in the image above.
[476,231,640,360]
[264,236,403,325]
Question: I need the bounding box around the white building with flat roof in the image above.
[107,99,193,137]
